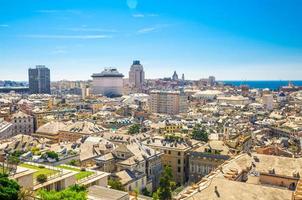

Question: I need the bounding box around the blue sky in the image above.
[1,0,302,81]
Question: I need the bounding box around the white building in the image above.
[91,68,124,97]
[11,111,34,135]
[193,90,223,101]
[0,118,13,139]
[217,95,250,105]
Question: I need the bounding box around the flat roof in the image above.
[88,185,129,200]
[186,177,292,200]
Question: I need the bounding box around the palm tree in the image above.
[18,188,34,200]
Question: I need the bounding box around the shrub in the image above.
[36,174,47,184]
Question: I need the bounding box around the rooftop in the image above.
[91,68,124,78]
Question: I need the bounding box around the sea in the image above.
[220,80,302,90]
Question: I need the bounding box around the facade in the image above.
[11,111,34,135]
[217,95,250,105]
[0,118,13,139]
[188,141,231,183]
[28,65,51,94]
[144,137,200,185]
[33,121,70,143]
[149,90,188,115]
[262,94,274,110]
[91,68,124,97]
[95,141,162,191]
[177,153,302,200]
[128,60,145,92]
[208,76,216,86]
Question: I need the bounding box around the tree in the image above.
[18,188,34,200]
[154,166,176,200]
[108,179,124,191]
[36,174,47,184]
[38,185,87,200]
[128,124,140,135]
[45,151,59,161]
[142,188,151,197]
[191,125,208,142]
[68,159,79,166]
[0,173,20,200]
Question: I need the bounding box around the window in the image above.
[178,152,181,156]
[178,159,181,164]
[178,167,181,173]
[168,150,171,154]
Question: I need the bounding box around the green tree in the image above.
[38,185,87,200]
[128,124,141,135]
[108,179,124,191]
[18,188,34,200]
[142,188,151,197]
[0,173,20,200]
[191,125,208,142]
[154,166,176,200]
[45,151,59,161]
[36,174,47,184]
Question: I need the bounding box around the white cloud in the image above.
[137,24,170,34]
[36,9,82,14]
[137,27,157,34]
[23,34,112,39]
[132,13,159,18]
[132,14,145,18]
[64,27,117,32]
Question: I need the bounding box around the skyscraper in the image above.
[28,65,51,94]
[129,60,145,92]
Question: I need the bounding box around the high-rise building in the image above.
[28,65,51,94]
[129,60,145,92]
[91,67,124,97]
[208,76,216,86]
[149,90,188,115]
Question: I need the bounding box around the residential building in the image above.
[188,141,231,183]
[149,90,188,115]
[58,121,106,142]
[262,94,274,110]
[88,185,129,200]
[11,111,34,135]
[217,95,250,105]
[33,121,71,143]
[0,118,13,139]
[144,136,200,185]
[177,153,302,200]
[28,65,51,94]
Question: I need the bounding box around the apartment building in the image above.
[149,90,188,115]
[144,136,200,185]
[11,111,34,135]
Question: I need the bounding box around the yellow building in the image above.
[144,136,200,185]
